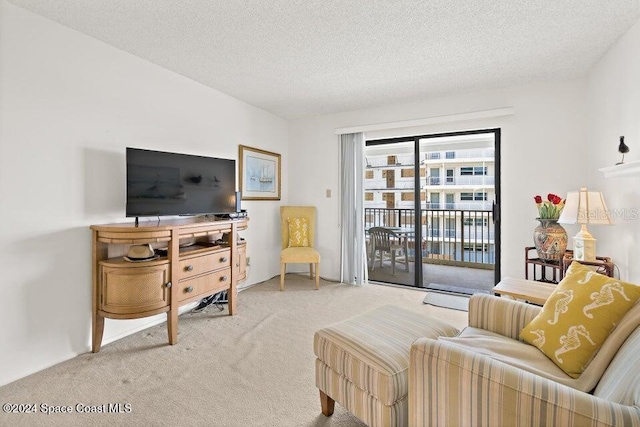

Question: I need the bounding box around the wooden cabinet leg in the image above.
[92,313,105,353]
[167,307,178,345]
[320,390,335,416]
[228,283,236,316]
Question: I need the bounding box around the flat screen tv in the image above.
[126,147,236,218]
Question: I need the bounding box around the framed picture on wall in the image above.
[239,145,281,200]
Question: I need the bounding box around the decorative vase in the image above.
[533,218,567,262]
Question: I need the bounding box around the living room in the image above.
[2,1,640,425]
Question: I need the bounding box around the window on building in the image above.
[461,192,474,201]
[464,243,489,252]
[365,192,373,201]
[401,168,414,178]
[428,152,441,160]
[460,166,488,176]
[365,170,373,179]
[428,242,441,255]
[463,217,488,226]
[445,169,454,184]
[445,151,455,159]
[474,192,487,201]
[401,192,415,201]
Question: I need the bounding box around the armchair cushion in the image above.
[287,217,309,247]
[463,294,640,392]
[409,337,640,426]
[520,262,640,378]
[439,327,571,384]
[280,246,320,263]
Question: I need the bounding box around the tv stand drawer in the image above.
[179,250,230,279]
[178,268,231,303]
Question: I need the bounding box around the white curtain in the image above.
[340,132,367,285]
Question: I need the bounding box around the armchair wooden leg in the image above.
[315,263,320,289]
[309,263,314,279]
[320,390,335,416]
[280,263,286,291]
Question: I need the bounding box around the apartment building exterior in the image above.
[364,146,495,266]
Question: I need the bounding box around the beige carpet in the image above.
[0,275,468,427]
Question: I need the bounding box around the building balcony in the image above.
[422,149,495,163]
[424,202,493,210]
[364,207,495,268]
[427,176,494,186]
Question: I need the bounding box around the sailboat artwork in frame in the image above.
[239,145,281,200]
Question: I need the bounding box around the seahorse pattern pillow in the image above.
[288,217,309,247]
[520,262,640,378]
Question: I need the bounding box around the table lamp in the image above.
[558,187,612,262]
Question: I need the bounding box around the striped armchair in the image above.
[409,294,640,426]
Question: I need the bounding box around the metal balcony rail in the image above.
[365,207,495,266]
[422,149,495,161]
[426,176,495,186]
[424,202,493,210]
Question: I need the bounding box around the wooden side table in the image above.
[525,247,562,284]
[492,277,556,306]
[561,252,614,280]
[525,247,615,283]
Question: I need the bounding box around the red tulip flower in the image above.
[534,193,565,219]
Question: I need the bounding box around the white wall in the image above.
[586,18,640,282]
[289,79,589,282]
[0,1,287,386]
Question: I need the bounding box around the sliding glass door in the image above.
[364,129,501,292]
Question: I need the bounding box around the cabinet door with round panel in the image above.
[99,259,170,317]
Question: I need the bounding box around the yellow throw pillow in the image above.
[288,217,309,247]
[520,262,640,378]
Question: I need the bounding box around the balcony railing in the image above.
[422,149,494,161]
[427,176,495,186]
[365,207,495,266]
[424,202,492,210]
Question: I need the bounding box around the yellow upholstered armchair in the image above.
[280,206,321,291]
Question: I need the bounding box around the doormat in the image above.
[422,283,490,311]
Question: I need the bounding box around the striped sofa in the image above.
[409,293,640,426]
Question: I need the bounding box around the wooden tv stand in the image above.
[90,217,248,352]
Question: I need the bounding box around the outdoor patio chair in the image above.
[368,227,408,274]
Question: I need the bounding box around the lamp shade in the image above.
[558,187,612,225]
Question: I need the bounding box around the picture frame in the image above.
[239,145,281,200]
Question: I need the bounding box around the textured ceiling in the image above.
[8,1,640,119]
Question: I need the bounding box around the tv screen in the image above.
[126,147,236,217]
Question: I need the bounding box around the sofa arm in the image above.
[468,293,541,340]
[409,338,640,427]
